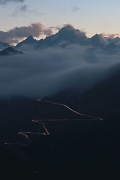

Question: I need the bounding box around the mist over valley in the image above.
[0,26,120,98]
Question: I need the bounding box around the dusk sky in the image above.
[0,0,120,44]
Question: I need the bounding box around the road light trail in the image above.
[18,132,30,145]
[5,132,30,147]
[31,121,49,135]
[49,118,100,121]
[5,142,27,146]
[5,98,103,147]
[16,122,50,146]
[37,98,103,121]
[5,120,50,147]
[32,118,100,122]
[41,122,49,135]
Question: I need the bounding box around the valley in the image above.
[0,24,120,180]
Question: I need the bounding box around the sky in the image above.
[0,0,120,44]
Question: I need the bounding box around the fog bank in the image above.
[0,49,120,97]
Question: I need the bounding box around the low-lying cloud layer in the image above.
[0,23,52,45]
[0,49,119,98]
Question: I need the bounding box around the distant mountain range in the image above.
[0,46,23,55]
[15,25,120,50]
[90,34,108,47]
[0,25,120,52]
[16,35,38,48]
[0,41,10,50]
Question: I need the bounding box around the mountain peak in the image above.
[60,25,75,32]
[24,35,36,43]
[16,35,37,48]
[0,41,10,50]
[0,46,23,55]
[92,33,103,39]
[59,25,86,37]
[57,25,89,45]
[27,35,34,40]
[90,34,108,47]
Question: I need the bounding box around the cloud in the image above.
[103,33,120,38]
[0,0,25,5]
[62,24,87,37]
[36,12,44,16]
[0,49,119,98]
[0,23,53,45]
[28,9,44,16]
[8,22,52,38]
[12,5,27,16]
[50,24,67,31]
[50,24,87,38]
[11,5,44,17]
[0,31,8,41]
[72,6,80,12]
[103,23,111,28]
[97,34,109,45]
[20,4,27,11]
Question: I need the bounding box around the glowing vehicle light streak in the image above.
[5,98,103,147]
[5,142,27,146]
[49,119,99,121]
[31,121,49,135]
[18,132,30,145]
[5,132,30,147]
[32,118,100,122]
[37,98,103,121]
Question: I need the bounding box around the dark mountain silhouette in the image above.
[0,41,10,49]
[90,34,107,47]
[1,67,120,180]
[0,146,37,180]
[36,25,90,48]
[15,25,90,49]
[55,25,89,45]
[0,64,120,179]
[50,63,120,118]
[14,26,120,51]
[0,46,23,55]
[16,36,38,48]
[105,42,120,54]
[107,36,120,44]
[106,42,118,49]
[40,63,120,180]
